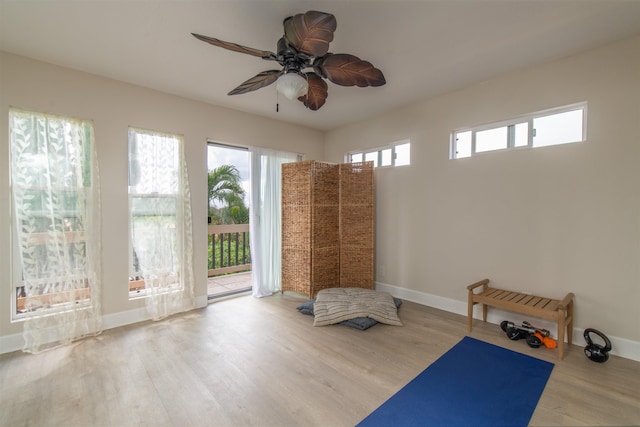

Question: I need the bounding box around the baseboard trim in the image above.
[195,295,208,309]
[102,307,149,331]
[375,281,640,362]
[0,332,23,354]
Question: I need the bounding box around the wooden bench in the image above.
[467,279,574,359]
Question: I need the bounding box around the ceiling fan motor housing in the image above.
[276,37,310,74]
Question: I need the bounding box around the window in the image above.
[128,128,179,295]
[9,109,101,323]
[127,127,194,316]
[451,103,586,159]
[348,140,410,167]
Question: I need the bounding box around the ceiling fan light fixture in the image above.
[276,72,308,100]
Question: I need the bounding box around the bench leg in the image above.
[557,317,565,360]
[567,301,574,345]
[468,299,488,332]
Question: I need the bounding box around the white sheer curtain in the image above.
[128,128,195,320]
[249,148,299,297]
[9,109,102,353]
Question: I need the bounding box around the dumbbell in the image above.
[500,320,544,348]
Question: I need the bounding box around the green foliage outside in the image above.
[207,165,250,270]
[207,233,251,270]
[208,164,248,224]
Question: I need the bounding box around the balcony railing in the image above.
[208,224,251,276]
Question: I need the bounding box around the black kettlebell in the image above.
[584,328,612,363]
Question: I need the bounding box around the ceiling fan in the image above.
[192,10,386,111]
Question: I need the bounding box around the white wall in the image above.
[0,52,324,348]
[325,35,640,360]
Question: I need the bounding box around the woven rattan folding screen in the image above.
[282,160,374,298]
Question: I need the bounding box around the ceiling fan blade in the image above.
[315,53,386,87]
[284,11,336,57]
[228,70,283,95]
[298,73,328,110]
[192,33,276,60]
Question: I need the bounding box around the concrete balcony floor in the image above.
[207,271,252,299]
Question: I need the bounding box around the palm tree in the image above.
[221,192,250,224]
[207,165,247,224]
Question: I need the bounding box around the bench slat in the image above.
[519,295,535,305]
[492,289,510,300]
[504,292,521,302]
[512,294,530,304]
[526,296,543,307]
[484,288,502,298]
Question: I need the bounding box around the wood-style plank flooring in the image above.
[1,293,639,426]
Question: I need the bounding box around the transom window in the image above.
[451,103,587,159]
[348,140,411,167]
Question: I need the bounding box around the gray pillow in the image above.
[297,299,316,315]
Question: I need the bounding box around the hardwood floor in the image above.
[1,293,639,426]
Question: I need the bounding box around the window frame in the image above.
[450,102,587,159]
[9,109,97,321]
[346,139,411,168]
[127,127,184,299]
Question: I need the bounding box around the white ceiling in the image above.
[2,0,640,131]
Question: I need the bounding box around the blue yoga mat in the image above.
[357,336,554,427]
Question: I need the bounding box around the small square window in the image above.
[476,127,508,153]
[514,123,529,147]
[533,109,583,147]
[364,151,378,167]
[455,131,472,159]
[381,148,393,166]
[395,143,411,166]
